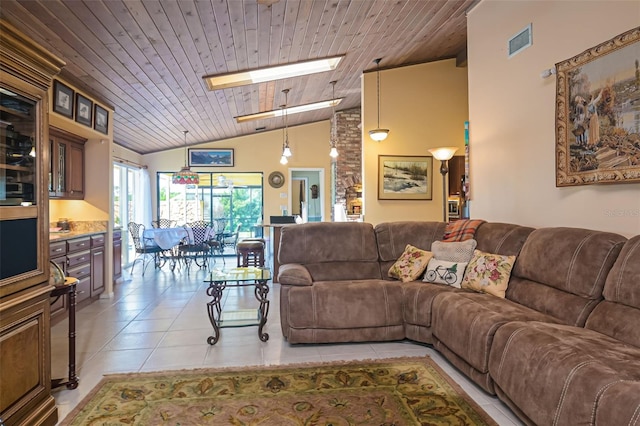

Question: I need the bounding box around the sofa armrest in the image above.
[278,263,313,286]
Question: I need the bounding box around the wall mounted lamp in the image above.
[428,146,458,222]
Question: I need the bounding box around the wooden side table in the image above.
[50,277,79,390]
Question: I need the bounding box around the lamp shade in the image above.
[329,146,339,158]
[428,147,458,161]
[369,128,389,142]
[172,167,200,185]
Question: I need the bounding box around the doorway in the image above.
[289,168,324,222]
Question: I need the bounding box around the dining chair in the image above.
[151,218,176,229]
[178,220,214,271]
[128,222,165,275]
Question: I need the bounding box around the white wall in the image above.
[467,0,640,237]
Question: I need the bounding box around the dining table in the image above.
[143,227,189,270]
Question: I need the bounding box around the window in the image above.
[157,172,263,238]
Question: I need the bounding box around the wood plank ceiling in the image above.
[1,0,476,154]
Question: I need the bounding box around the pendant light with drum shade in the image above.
[172,130,199,185]
[369,58,389,142]
[329,80,339,158]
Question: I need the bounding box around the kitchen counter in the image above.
[50,230,106,241]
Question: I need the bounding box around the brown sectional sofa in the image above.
[277,221,640,426]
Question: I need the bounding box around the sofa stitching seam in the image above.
[592,241,624,298]
[591,380,626,425]
[554,360,597,425]
[629,400,640,426]
[494,228,515,253]
[566,234,594,294]
[614,239,640,302]
[495,326,526,380]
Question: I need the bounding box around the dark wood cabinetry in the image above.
[0,18,64,426]
[49,128,86,199]
[448,155,465,197]
[49,233,105,318]
[113,230,122,282]
[91,234,105,296]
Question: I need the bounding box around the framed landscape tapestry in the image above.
[555,27,640,186]
[378,155,433,200]
[189,148,234,167]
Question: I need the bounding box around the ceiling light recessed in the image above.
[203,56,344,91]
[235,98,343,123]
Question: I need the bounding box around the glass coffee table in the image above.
[204,267,271,345]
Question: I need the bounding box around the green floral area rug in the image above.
[61,356,498,425]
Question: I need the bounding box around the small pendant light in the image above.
[369,58,389,142]
[329,80,339,158]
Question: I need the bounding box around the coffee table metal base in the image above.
[205,268,271,344]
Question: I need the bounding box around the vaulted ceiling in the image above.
[1,0,476,154]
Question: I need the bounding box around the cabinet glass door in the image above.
[0,89,36,206]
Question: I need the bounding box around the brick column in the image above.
[331,107,362,216]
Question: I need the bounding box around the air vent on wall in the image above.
[508,24,532,58]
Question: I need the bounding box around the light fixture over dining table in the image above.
[172,130,199,185]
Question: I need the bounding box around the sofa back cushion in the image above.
[278,222,381,281]
[586,235,640,347]
[375,221,446,278]
[508,227,626,326]
[474,222,535,256]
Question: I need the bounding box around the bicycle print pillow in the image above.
[461,249,516,298]
[423,258,468,288]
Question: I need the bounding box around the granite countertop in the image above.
[49,230,106,241]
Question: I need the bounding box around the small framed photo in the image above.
[189,148,234,167]
[75,94,93,127]
[378,155,433,200]
[53,80,74,118]
[94,104,109,134]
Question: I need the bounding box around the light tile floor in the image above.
[51,262,524,425]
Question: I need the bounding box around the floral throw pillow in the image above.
[423,258,468,288]
[388,244,434,283]
[461,250,516,298]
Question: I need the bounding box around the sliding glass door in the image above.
[156,172,263,238]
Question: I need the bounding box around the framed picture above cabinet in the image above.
[94,104,108,134]
[53,80,74,118]
[75,93,93,127]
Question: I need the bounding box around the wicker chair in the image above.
[128,222,165,275]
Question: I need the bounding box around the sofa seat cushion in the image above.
[402,282,459,328]
[489,321,640,426]
[431,292,560,374]
[286,280,405,330]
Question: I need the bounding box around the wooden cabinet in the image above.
[90,234,105,297]
[113,230,122,282]
[49,233,105,313]
[49,127,86,199]
[49,241,67,318]
[448,156,465,197]
[65,237,91,304]
[0,18,64,426]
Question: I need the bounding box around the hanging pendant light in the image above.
[369,58,389,142]
[329,80,339,158]
[282,89,292,157]
[278,89,291,164]
[172,130,199,185]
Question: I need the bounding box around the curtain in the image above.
[134,168,153,228]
